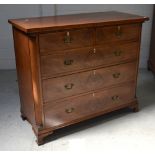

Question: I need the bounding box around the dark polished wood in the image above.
[8,11,148,33]
[9,11,148,145]
[41,42,139,79]
[42,62,137,102]
[13,28,36,126]
[148,5,155,74]
[44,82,135,128]
[96,24,141,44]
[39,28,93,51]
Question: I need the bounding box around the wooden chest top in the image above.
[8,11,148,33]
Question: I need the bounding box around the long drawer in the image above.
[44,82,135,128]
[96,24,140,44]
[41,42,139,78]
[42,61,137,102]
[39,28,93,53]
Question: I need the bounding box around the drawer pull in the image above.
[64,31,72,43]
[115,26,122,37]
[114,50,122,56]
[93,70,96,75]
[65,107,74,113]
[93,48,96,54]
[64,59,74,65]
[64,83,74,90]
[113,73,120,78]
[112,95,119,101]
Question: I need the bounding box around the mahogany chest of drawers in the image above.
[9,11,148,145]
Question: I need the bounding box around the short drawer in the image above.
[96,24,141,44]
[44,82,135,128]
[39,28,93,53]
[42,62,137,102]
[41,42,139,78]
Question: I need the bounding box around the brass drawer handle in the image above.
[114,50,122,56]
[65,107,74,113]
[64,83,74,90]
[115,26,122,37]
[93,48,96,54]
[112,95,119,101]
[113,72,120,78]
[64,59,73,65]
[64,31,72,43]
[64,59,74,65]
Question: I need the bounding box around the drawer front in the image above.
[96,24,140,44]
[39,28,93,53]
[41,42,139,78]
[44,82,135,128]
[42,62,137,102]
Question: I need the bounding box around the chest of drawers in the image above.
[9,11,148,145]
